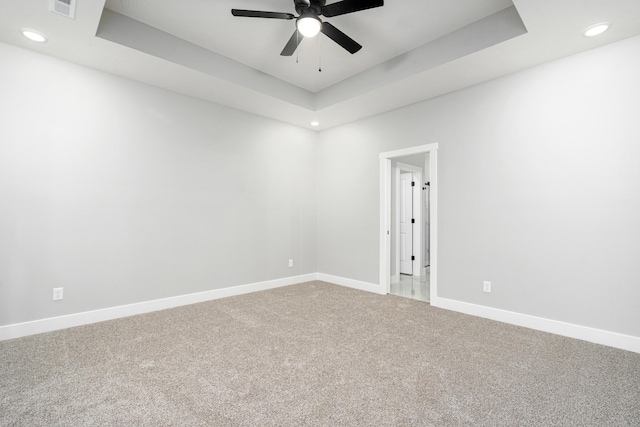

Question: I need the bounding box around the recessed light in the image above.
[21,29,47,43]
[583,23,610,37]
[310,121,320,127]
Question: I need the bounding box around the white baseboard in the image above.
[3,273,638,354]
[323,274,640,353]
[0,273,316,342]
[431,296,640,354]
[316,273,385,295]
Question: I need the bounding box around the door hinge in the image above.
[411,255,415,261]
[411,218,415,224]
[411,181,415,187]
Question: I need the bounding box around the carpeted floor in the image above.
[1,281,639,426]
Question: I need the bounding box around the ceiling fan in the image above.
[231,0,384,56]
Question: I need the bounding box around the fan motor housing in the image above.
[295,0,325,16]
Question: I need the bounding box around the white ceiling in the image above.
[103,0,513,92]
[1,0,640,130]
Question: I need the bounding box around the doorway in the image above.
[379,143,438,303]
[393,160,428,302]
[395,162,423,278]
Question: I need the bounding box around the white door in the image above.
[399,172,414,275]
[423,183,430,268]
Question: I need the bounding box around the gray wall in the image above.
[0,43,318,326]
[3,34,640,340]
[317,35,640,337]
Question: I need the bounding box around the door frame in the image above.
[395,162,423,280]
[380,143,438,300]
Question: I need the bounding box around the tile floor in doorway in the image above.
[390,269,430,303]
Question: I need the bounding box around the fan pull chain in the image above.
[318,32,322,72]
[296,31,299,64]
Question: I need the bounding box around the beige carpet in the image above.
[1,281,639,426]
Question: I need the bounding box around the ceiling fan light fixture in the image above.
[297,16,321,38]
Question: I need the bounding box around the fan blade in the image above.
[321,22,361,54]
[281,30,303,56]
[231,9,295,19]
[322,0,383,17]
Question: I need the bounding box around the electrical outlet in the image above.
[53,287,64,300]
[483,281,491,293]
[288,259,294,268]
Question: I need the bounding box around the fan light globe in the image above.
[297,17,321,38]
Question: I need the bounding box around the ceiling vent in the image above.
[49,0,76,19]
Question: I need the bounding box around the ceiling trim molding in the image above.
[97,9,317,110]
[96,6,526,113]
